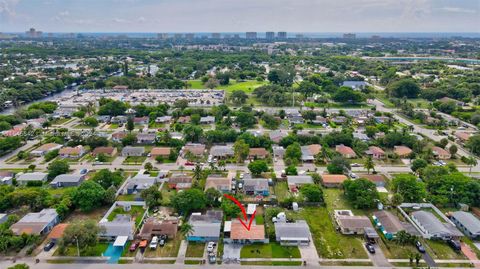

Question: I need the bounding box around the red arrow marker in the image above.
[223,194,256,231]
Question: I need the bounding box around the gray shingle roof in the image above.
[452,211,480,235]
[16,172,48,182]
[287,175,313,186]
[51,174,84,184]
[275,221,311,241]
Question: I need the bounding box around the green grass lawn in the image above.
[123,156,147,164]
[160,184,176,205]
[378,238,419,259]
[107,205,145,226]
[187,79,267,94]
[240,243,300,259]
[144,234,183,257]
[273,181,290,202]
[323,188,364,215]
[48,187,77,196]
[185,242,205,257]
[425,240,466,260]
[54,242,109,257]
[290,207,368,259]
[187,80,204,89]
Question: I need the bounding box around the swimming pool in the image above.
[103,243,124,264]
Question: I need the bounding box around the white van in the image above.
[150,236,158,249]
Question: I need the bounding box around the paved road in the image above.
[422,251,437,267]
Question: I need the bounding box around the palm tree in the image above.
[180,222,194,237]
[467,156,478,175]
[193,163,202,182]
[364,156,375,174]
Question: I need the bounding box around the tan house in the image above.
[138,218,178,240]
[59,145,85,159]
[249,148,269,159]
[205,176,232,193]
[182,143,205,157]
[334,210,374,235]
[31,143,63,157]
[432,146,451,160]
[150,147,171,158]
[321,174,348,188]
[92,146,117,156]
[394,146,413,158]
[455,132,471,143]
[365,146,385,159]
[335,144,356,158]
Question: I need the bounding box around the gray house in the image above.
[244,178,269,196]
[200,116,215,124]
[124,174,159,195]
[10,209,59,235]
[187,210,223,242]
[136,133,157,144]
[411,211,462,240]
[209,145,234,159]
[122,146,145,157]
[16,172,48,185]
[450,211,480,239]
[50,174,86,188]
[275,220,311,246]
[287,175,313,190]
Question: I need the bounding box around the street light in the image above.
[74,235,80,257]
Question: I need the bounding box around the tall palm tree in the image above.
[364,156,375,174]
[467,156,478,175]
[180,222,194,237]
[193,163,202,182]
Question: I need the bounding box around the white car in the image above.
[349,173,358,179]
[207,242,215,253]
[149,236,158,249]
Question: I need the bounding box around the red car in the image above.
[185,161,194,166]
[129,242,139,252]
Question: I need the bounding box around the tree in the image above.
[205,78,219,89]
[58,220,101,255]
[332,87,366,103]
[28,164,36,172]
[343,178,379,209]
[144,162,153,171]
[171,188,206,214]
[391,174,426,202]
[449,145,458,157]
[364,156,375,174]
[231,90,248,105]
[221,196,241,218]
[8,264,29,269]
[122,133,137,146]
[83,116,98,127]
[387,79,421,98]
[193,163,202,182]
[91,169,124,189]
[216,73,230,85]
[464,156,478,175]
[285,143,302,164]
[126,117,134,132]
[48,159,70,180]
[235,112,257,129]
[72,181,106,212]
[411,158,428,173]
[44,149,59,162]
[205,188,221,207]
[140,185,162,207]
[327,156,350,174]
[300,184,323,202]
[179,222,194,237]
[285,165,298,175]
[390,193,404,207]
[233,139,249,163]
[248,160,269,176]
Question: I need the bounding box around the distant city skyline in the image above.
[0,0,479,33]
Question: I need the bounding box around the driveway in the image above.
[365,243,390,267]
[222,243,241,260]
[422,251,436,268]
[298,239,319,263]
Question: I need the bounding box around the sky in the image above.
[0,0,479,33]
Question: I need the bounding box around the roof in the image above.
[113,236,129,247]
[59,146,84,155]
[244,178,269,191]
[200,116,215,123]
[249,148,269,157]
[34,143,62,152]
[169,174,192,184]
[321,174,347,184]
[394,146,412,156]
[189,222,221,238]
[122,146,145,155]
[183,143,205,155]
[431,146,450,156]
[359,174,385,183]
[100,221,134,238]
[373,211,404,233]
[112,132,128,139]
[209,145,234,157]
[205,177,231,191]
[456,132,471,141]
[47,223,69,239]
[287,175,313,186]
[11,209,58,235]
[451,211,480,234]
[336,144,356,156]
[411,211,459,236]
[51,174,84,184]
[275,220,311,240]
[16,172,48,182]
[336,215,373,230]
[92,146,116,155]
[150,147,171,156]
[139,218,178,238]
[365,146,385,155]
[230,220,265,240]
[189,210,223,223]
[247,204,257,215]
[137,133,156,140]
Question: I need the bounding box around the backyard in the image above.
[107,205,146,226]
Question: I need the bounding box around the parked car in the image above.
[80,168,88,174]
[159,238,165,247]
[415,241,425,253]
[351,163,361,167]
[150,236,158,249]
[365,243,375,254]
[448,239,461,251]
[185,161,194,166]
[207,241,215,252]
[129,242,138,252]
[44,241,55,252]
[208,253,216,264]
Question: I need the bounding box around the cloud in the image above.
[0,0,20,22]
[440,6,476,14]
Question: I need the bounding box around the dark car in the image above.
[44,241,55,252]
[185,161,194,166]
[415,241,426,253]
[129,242,138,252]
[159,238,165,247]
[208,253,216,264]
[365,243,375,254]
[448,239,461,251]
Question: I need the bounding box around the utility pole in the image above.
[74,236,80,257]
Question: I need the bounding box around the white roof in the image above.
[224,221,232,232]
[247,204,257,215]
[113,236,129,247]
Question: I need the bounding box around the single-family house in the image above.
[334,210,374,235]
[450,211,480,239]
[96,115,111,123]
[342,81,367,90]
[312,116,327,125]
[455,132,471,143]
[155,116,172,124]
[16,172,48,185]
[243,178,269,196]
[182,143,206,157]
[136,133,156,144]
[209,145,234,159]
[359,174,386,187]
[187,210,223,242]
[200,116,215,124]
[321,174,348,188]
[0,214,8,224]
[275,220,311,246]
[134,116,149,125]
[301,144,321,162]
[177,116,191,124]
[168,174,193,190]
[112,131,128,142]
[0,171,14,185]
[150,147,171,159]
[31,143,63,157]
[138,218,179,240]
[124,174,159,195]
[365,146,385,159]
[59,145,86,159]
[50,174,86,188]
[10,209,59,235]
[205,176,232,193]
[226,219,268,244]
[122,146,145,157]
[432,146,451,160]
[411,211,462,240]
[373,211,405,239]
[47,223,69,242]
[92,146,117,157]
[248,148,269,160]
[272,146,285,159]
[269,130,288,144]
[111,116,128,124]
[287,175,313,192]
[336,144,356,158]
[394,146,413,158]
[353,132,370,141]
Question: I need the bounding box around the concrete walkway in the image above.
[175,240,188,264]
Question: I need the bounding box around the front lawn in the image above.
[185,242,205,257]
[54,242,109,257]
[240,243,300,259]
[123,156,147,164]
[144,234,183,257]
[426,240,466,260]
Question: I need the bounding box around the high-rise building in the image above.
[185,33,195,40]
[343,33,356,39]
[277,32,287,39]
[266,32,275,40]
[157,33,169,39]
[25,28,43,38]
[295,34,304,39]
[246,32,257,39]
[211,33,221,39]
[174,33,184,39]
[233,34,240,39]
